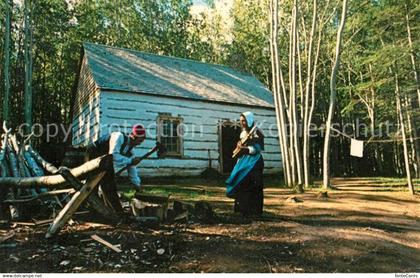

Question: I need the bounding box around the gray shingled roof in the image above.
[83,43,274,108]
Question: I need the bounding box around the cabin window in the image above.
[157,115,183,157]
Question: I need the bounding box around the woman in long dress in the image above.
[226,111,264,217]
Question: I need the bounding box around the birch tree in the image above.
[322,0,348,189]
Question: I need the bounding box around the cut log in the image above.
[6,148,20,178]
[45,172,105,238]
[0,155,112,189]
[134,194,170,220]
[0,124,11,162]
[22,149,44,177]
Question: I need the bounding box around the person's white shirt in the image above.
[108,132,141,188]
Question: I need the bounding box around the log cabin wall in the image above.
[71,56,101,146]
[98,90,282,177]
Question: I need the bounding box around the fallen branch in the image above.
[33,219,54,226]
[90,234,122,253]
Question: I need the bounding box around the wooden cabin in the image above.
[72,42,282,177]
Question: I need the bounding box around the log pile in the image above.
[0,122,215,239]
[0,122,115,238]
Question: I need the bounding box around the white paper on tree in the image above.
[350,139,364,158]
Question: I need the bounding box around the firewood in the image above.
[22,148,44,177]
[26,146,59,174]
[6,147,20,178]
[11,221,35,226]
[0,125,11,162]
[90,234,122,253]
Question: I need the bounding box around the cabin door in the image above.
[219,120,242,174]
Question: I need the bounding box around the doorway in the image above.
[219,120,242,174]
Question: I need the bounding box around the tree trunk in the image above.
[322,0,348,189]
[24,0,33,133]
[405,0,420,108]
[269,0,289,186]
[291,0,304,192]
[404,1,420,178]
[303,0,317,188]
[271,0,293,187]
[395,73,415,195]
[3,0,12,124]
[403,95,420,178]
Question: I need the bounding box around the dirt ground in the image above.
[0,177,419,273]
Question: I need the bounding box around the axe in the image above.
[115,142,166,176]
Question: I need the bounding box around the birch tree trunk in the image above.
[395,73,415,195]
[270,0,293,187]
[291,0,304,192]
[303,0,317,187]
[270,0,290,186]
[322,0,348,189]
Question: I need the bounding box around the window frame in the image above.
[157,114,184,158]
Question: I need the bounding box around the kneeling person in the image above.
[86,124,146,215]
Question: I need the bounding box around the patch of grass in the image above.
[369,177,420,185]
[121,189,137,200]
[132,186,216,199]
[146,188,201,198]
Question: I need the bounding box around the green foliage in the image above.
[0,0,198,140]
[226,0,271,84]
[0,0,418,178]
